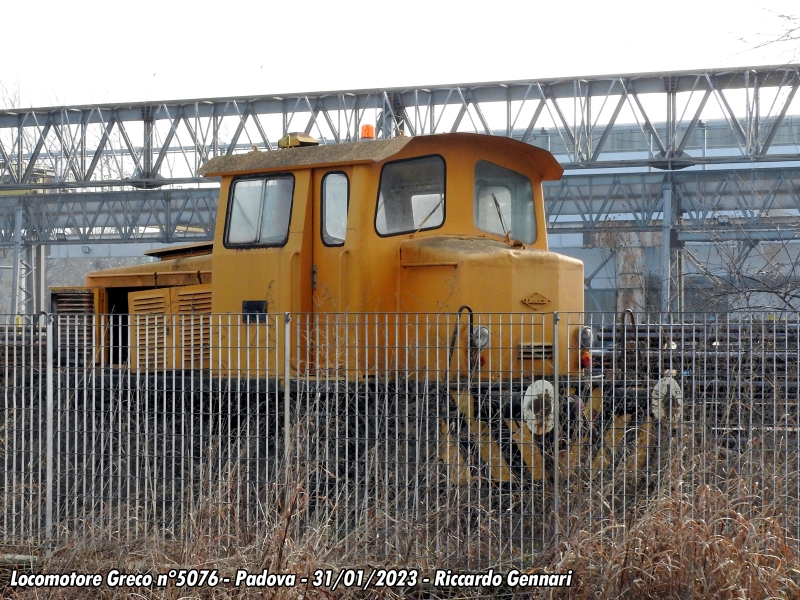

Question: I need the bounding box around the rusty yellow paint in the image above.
[506,418,545,480]
[607,413,633,452]
[85,255,211,288]
[625,418,653,473]
[558,446,585,478]
[585,386,604,422]
[591,413,633,472]
[143,241,213,260]
[208,134,569,321]
[559,400,591,478]
[592,448,612,472]
[439,419,473,486]
[590,412,654,474]
[68,133,585,378]
[451,390,513,483]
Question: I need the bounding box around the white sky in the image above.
[1,0,799,108]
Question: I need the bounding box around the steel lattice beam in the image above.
[0,166,798,245]
[1,65,800,191]
[0,189,217,246]
[544,166,800,234]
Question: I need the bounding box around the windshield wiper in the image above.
[491,193,510,239]
[411,195,444,236]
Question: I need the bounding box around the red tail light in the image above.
[580,350,591,368]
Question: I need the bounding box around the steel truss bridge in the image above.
[1,65,800,313]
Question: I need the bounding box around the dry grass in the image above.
[546,487,799,599]
[542,443,800,600]
[4,456,800,600]
[3,388,800,599]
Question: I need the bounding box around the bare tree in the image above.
[740,10,800,62]
[758,12,800,52]
[680,224,800,312]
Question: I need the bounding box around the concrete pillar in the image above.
[614,231,647,312]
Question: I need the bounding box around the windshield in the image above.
[376,155,445,236]
[474,160,536,244]
[226,175,294,247]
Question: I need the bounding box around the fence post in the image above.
[44,313,54,549]
[552,312,560,547]
[283,313,292,489]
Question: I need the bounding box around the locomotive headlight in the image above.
[471,325,491,350]
[579,326,594,349]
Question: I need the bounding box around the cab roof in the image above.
[198,133,563,180]
[199,137,412,176]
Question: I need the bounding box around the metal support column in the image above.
[10,204,22,317]
[661,185,672,313]
[142,107,154,179]
[37,244,46,313]
[676,243,684,313]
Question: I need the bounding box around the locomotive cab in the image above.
[208,132,582,378]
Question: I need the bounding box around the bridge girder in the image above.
[3,65,800,315]
[1,65,799,191]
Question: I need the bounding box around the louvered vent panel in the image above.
[133,314,169,368]
[130,291,170,369]
[176,287,211,368]
[518,343,554,360]
[177,289,212,313]
[131,293,168,314]
[52,290,95,366]
[179,315,210,368]
[53,291,94,315]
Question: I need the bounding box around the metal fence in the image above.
[2,311,799,568]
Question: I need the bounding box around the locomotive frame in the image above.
[51,132,682,483]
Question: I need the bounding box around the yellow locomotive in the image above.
[51,131,679,484]
[55,132,582,371]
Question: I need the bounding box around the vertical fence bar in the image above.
[45,313,53,548]
[2,321,7,540]
[552,311,560,546]
[283,313,291,490]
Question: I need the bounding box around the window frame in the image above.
[223,173,295,249]
[374,154,447,238]
[321,171,350,247]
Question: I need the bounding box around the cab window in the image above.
[226,175,294,247]
[376,155,445,236]
[322,172,349,246]
[474,161,536,244]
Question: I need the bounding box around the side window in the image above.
[375,155,445,236]
[322,172,349,246]
[474,161,536,244]
[226,175,294,247]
